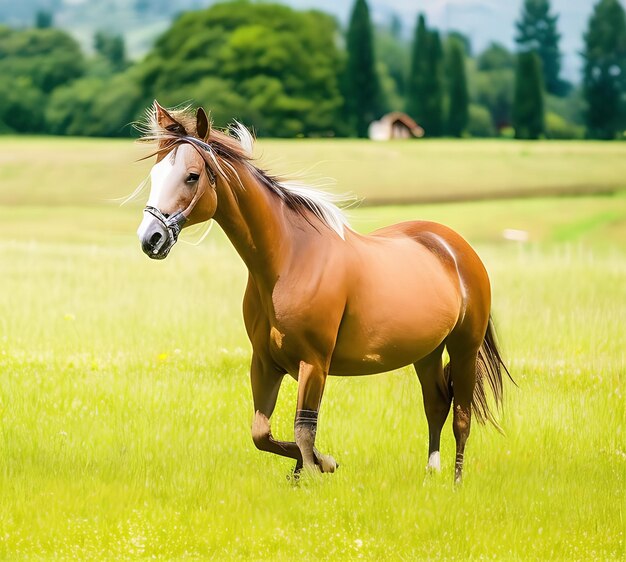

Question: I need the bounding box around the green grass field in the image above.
[0,138,624,560]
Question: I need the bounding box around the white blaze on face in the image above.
[137,152,179,239]
[147,153,177,208]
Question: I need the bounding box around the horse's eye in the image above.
[186,173,200,184]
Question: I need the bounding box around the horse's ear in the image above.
[153,100,186,134]
[196,107,211,141]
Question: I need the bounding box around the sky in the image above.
[283,0,618,82]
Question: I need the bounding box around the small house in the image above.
[368,112,424,141]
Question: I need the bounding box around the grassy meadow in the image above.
[0,137,624,560]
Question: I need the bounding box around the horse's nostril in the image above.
[149,232,162,247]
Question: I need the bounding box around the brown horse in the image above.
[135,102,512,482]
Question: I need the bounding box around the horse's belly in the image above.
[329,243,461,376]
[329,317,451,375]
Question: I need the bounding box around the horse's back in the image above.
[370,220,490,292]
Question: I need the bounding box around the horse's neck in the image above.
[212,164,291,286]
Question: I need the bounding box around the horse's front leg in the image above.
[250,355,336,473]
[294,360,337,474]
[250,354,301,461]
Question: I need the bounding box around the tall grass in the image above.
[0,138,624,559]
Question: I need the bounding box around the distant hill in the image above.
[0,0,621,83]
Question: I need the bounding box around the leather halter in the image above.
[142,137,218,245]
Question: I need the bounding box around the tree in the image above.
[406,15,444,136]
[345,0,381,137]
[0,77,45,132]
[406,13,429,123]
[0,26,84,93]
[35,10,53,29]
[472,69,515,131]
[448,31,472,57]
[513,51,545,139]
[375,24,410,107]
[515,0,565,96]
[477,42,515,72]
[472,43,515,133]
[582,0,626,139]
[0,25,84,134]
[94,31,127,72]
[139,2,345,137]
[467,104,495,137]
[422,30,444,136]
[446,39,469,137]
[46,70,143,137]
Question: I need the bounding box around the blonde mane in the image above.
[137,104,352,239]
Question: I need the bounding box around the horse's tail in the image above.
[443,316,514,431]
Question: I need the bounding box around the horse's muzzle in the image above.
[137,208,186,260]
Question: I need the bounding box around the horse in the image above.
[135,101,512,483]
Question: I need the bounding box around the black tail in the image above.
[443,316,514,431]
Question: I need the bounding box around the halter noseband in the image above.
[143,206,187,246]
[143,138,218,245]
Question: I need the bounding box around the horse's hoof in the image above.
[318,454,338,473]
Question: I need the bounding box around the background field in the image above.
[0,138,624,560]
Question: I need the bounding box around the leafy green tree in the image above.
[471,43,515,133]
[46,71,143,137]
[138,2,345,137]
[406,13,429,123]
[0,77,45,132]
[582,0,626,139]
[375,25,410,103]
[0,25,84,134]
[513,51,545,139]
[467,104,496,137]
[544,111,584,139]
[94,31,127,72]
[515,0,566,96]
[447,31,472,57]
[477,43,515,72]
[471,62,515,132]
[46,78,103,136]
[446,38,469,137]
[345,0,381,137]
[0,26,84,93]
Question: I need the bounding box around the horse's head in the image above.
[137,102,218,260]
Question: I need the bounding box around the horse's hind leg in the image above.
[446,341,479,484]
[414,344,452,472]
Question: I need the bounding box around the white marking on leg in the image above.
[427,451,441,471]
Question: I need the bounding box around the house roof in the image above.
[380,112,424,137]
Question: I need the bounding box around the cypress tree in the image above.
[582,0,626,139]
[446,39,469,137]
[35,10,53,29]
[515,0,565,96]
[513,51,544,139]
[406,14,429,124]
[407,18,444,137]
[423,30,444,137]
[345,0,381,137]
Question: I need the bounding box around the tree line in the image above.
[0,0,625,140]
